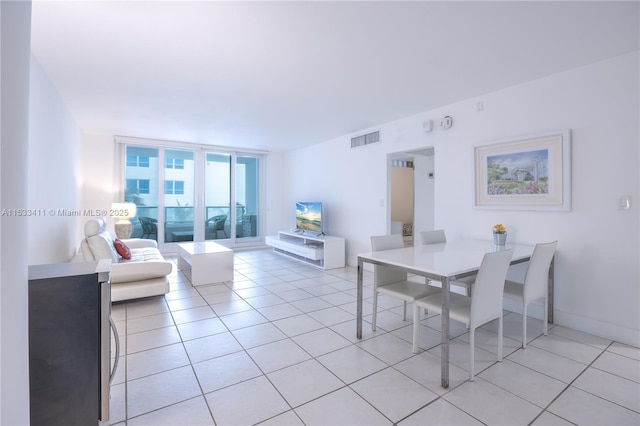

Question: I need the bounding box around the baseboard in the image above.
[553,310,640,348]
[503,299,640,348]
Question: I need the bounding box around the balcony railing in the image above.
[130,205,255,241]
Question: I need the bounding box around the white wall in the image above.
[80,133,118,239]
[283,52,640,346]
[413,155,435,236]
[28,56,83,264]
[285,135,389,259]
[1,2,32,423]
[0,26,84,425]
[264,151,286,237]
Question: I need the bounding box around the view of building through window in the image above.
[124,145,260,247]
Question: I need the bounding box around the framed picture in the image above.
[474,129,571,211]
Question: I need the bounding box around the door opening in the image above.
[388,148,435,246]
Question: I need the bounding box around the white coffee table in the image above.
[177,241,233,286]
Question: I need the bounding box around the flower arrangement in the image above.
[492,224,507,234]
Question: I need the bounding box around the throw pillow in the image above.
[113,239,131,260]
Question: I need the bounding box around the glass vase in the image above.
[493,233,507,245]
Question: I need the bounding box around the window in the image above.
[205,153,231,241]
[118,138,263,248]
[165,180,184,195]
[127,179,150,194]
[236,155,259,239]
[127,155,149,167]
[392,159,414,168]
[165,157,184,169]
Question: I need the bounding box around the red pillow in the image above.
[113,239,131,260]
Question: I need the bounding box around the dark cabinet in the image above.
[28,260,112,426]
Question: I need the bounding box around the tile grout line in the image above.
[111,251,639,425]
[528,341,617,425]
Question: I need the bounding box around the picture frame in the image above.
[474,129,571,211]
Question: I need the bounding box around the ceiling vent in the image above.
[351,130,380,148]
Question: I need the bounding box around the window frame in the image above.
[127,178,150,194]
[115,136,267,249]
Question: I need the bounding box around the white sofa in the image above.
[80,218,172,302]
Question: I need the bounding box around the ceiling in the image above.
[30,1,639,152]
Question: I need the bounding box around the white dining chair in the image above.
[370,234,440,331]
[420,230,476,296]
[412,249,513,381]
[419,229,447,245]
[503,240,558,348]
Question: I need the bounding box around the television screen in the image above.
[296,202,323,233]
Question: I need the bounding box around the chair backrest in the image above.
[215,215,227,231]
[420,229,447,245]
[206,214,225,225]
[139,217,157,231]
[470,249,513,327]
[371,234,407,286]
[523,241,558,302]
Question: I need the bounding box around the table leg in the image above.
[356,257,363,339]
[441,276,450,388]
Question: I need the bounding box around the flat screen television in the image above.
[296,202,323,234]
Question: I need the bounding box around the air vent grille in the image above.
[351,130,380,148]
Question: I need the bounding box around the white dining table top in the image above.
[357,239,535,279]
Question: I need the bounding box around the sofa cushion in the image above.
[80,239,95,261]
[83,218,119,263]
[126,247,166,263]
[85,217,107,237]
[86,231,119,263]
[120,238,159,250]
[113,239,132,260]
[111,259,173,283]
[111,277,170,303]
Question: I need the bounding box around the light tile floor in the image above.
[103,248,640,426]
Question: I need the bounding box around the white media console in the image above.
[265,231,345,270]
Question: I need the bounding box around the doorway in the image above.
[388,148,435,246]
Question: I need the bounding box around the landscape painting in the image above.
[475,130,571,211]
[486,148,549,196]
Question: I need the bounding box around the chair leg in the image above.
[403,301,407,321]
[372,291,378,331]
[498,316,503,361]
[469,328,475,382]
[543,296,548,335]
[522,303,528,349]
[412,303,420,354]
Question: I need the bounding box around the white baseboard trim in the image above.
[552,310,640,348]
[503,299,640,348]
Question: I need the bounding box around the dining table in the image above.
[356,239,554,388]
